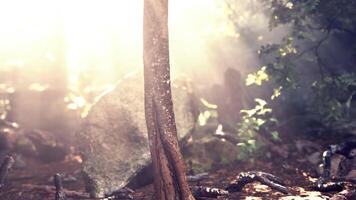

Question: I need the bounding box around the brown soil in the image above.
[0,134,355,200]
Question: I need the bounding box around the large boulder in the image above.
[77,73,195,197]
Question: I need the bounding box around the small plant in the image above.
[197,98,219,127]
[236,98,279,159]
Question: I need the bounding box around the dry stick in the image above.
[0,155,14,188]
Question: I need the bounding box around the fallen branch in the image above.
[226,171,289,194]
[190,171,288,199]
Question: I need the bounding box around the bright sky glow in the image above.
[0,0,286,91]
[0,0,232,85]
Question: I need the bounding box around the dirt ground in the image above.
[0,133,355,200]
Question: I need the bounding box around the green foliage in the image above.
[258,37,299,90]
[310,73,356,131]
[268,0,356,32]
[248,0,356,133]
[236,98,279,157]
[197,98,219,126]
[246,66,269,86]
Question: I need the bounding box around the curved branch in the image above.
[292,30,332,79]
[314,29,331,79]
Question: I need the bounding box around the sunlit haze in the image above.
[0,0,286,92]
[0,0,235,86]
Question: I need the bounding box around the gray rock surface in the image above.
[77,73,195,197]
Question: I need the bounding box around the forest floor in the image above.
[0,132,355,200]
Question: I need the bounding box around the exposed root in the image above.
[191,171,288,199]
[226,171,289,194]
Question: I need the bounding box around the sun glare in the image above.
[0,0,232,88]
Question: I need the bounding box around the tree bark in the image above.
[143,0,195,200]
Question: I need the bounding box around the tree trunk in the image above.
[143,0,195,200]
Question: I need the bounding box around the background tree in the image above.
[263,0,356,133]
[143,0,195,199]
[226,0,356,135]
